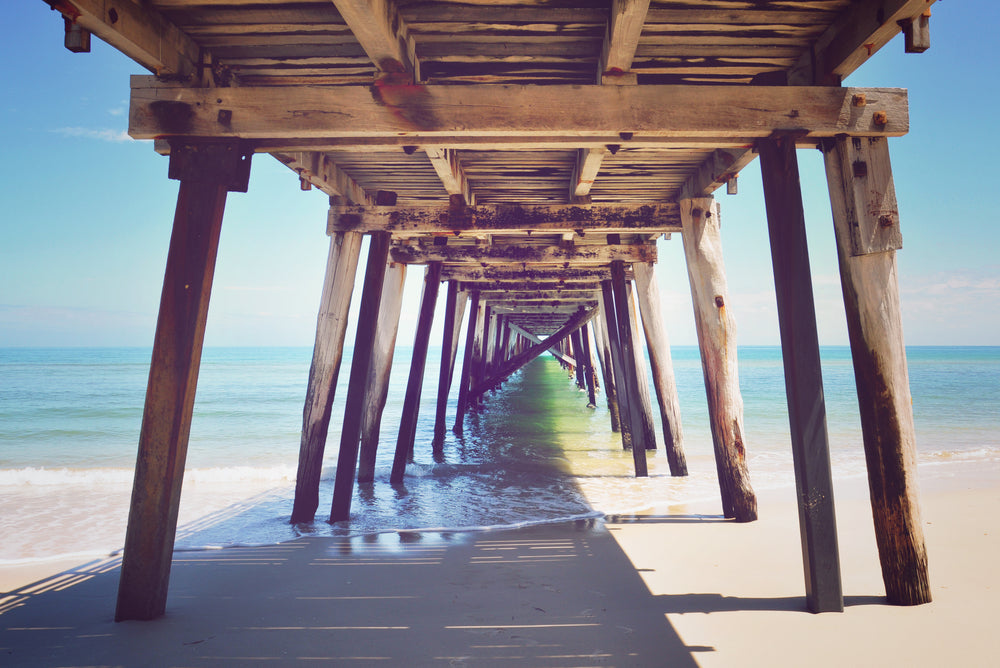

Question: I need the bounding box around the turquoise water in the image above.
[1,346,998,561]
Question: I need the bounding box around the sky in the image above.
[2,2,999,348]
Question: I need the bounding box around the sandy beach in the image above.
[2,461,998,667]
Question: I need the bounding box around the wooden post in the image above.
[453,290,481,434]
[357,261,407,483]
[609,264,649,476]
[626,282,658,450]
[592,306,621,431]
[679,197,758,523]
[433,284,466,445]
[291,230,362,523]
[633,262,688,475]
[823,135,930,605]
[758,133,842,612]
[330,232,391,522]
[581,323,598,408]
[475,306,492,406]
[599,286,629,443]
[391,262,442,483]
[571,328,587,390]
[116,140,251,621]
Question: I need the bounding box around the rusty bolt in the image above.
[879,214,894,228]
[217,109,232,125]
[691,207,703,219]
[853,160,868,178]
[873,110,888,126]
[852,93,867,107]
[715,296,725,308]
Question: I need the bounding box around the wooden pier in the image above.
[40,0,935,620]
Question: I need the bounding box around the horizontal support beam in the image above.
[508,323,576,367]
[491,303,598,314]
[329,202,680,235]
[461,281,601,293]
[681,147,761,200]
[390,243,656,266]
[129,81,908,141]
[443,266,629,282]
[480,290,599,301]
[273,152,371,204]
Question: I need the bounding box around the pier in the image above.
[39,0,934,620]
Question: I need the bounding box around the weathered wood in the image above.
[291,230,362,524]
[633,262,688,476]
[116,143,243,622]
[433,282,463,445]
[471,307,596,398]
[591,311,622,432]
[571,328,587,390]
[425,148,471,199]
[758,135,842,612]
[331,0,416,76]
[444,266,621,282]
[626,281,658,450]
[680,147,760,200]
[357,261,407,483]
[600,0,651,75]
[453,290,481,434]
[679,197,757,523]
[581,323,598,408]
[130,81,909,141]
[330,232,391,522]
[608,265,648,476]
[481,290,599,302]
[507,323,576,367]
[391,262,443,483]
[277,152,371,204]
[571,147,607,198]
[823,135,930,606]
[389,242,656,265]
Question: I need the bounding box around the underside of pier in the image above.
[42,0,935,620]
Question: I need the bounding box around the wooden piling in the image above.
[823,135,930,605]
[581,323,598,408]
[433,283,466,445]
[116,140,249,621]
[571,328,587,390]
[608,264,649,476]
[391,262,443,483]
[592,307,621,431]
[357,261,407,483]
[633,262,687,475]
[599,286,630,444]
[291,230,362,523]
[679,197,757,523]
[330,232,391,522]
[758,134,842,612]
[453,290,481,434]
[626,282,658,450]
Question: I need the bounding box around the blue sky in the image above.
[2,2,998,348]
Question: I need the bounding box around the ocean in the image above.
[1,345,998,564]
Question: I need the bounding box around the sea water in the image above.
[1,346,998,563]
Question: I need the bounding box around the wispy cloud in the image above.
[52,126,131,142]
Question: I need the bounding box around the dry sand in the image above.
[1,465,998,667]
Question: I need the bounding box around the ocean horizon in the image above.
[2,345,998,564]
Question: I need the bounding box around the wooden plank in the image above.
[391,262,442,482]
[115,145,237,622]
[470,308,596,398]
[390,243,656,265]
[291,230,363,524]
[757,136,842,612]
[331,0,417,77]
[633,262,688,475]
[453,291,481,434]
[600,0,652,75]
[54,0,200,78]
[790,0,938,85]
[330,232,392,522]
[680,197,758,523]
[822,135,930,605]
[129,81,909,141]
[329,202,680,235]
[275,152,371,204]
[357,261,407,483]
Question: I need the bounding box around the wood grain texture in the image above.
[823,135,930,606]
[680,197,757,523]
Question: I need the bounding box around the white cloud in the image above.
[52,126,131,142]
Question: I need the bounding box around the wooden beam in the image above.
[389,243,656,265]
[330,0,417,79]
[758,136,843,612]
[330,231,391,522]
[391,262,443,483]
[822,135,930,605]
[480,290,599,302]
[275,152,371,204]
[507,323,576,367]
[680,147,759,200]
[433,283,466,448]
[591,314,621,432]
[633,262,687,475]
[444,266,624,282]
[490,302,598,314]
[329,202,680,235]
[680,197,757,524]
[571,148,608,198]
[116,141,247,621]
[357,261,406,484]
[626,281,658,450]
[425,148,472,201]
[291,230,362,524]
[790,0,938,86]
[463,281,601,293]
[51,0,200,78]
[129,81,909,141]
[471,308,596,399]
[453,291,481,435]
[610,263,651,474]
[599,0,652,77]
